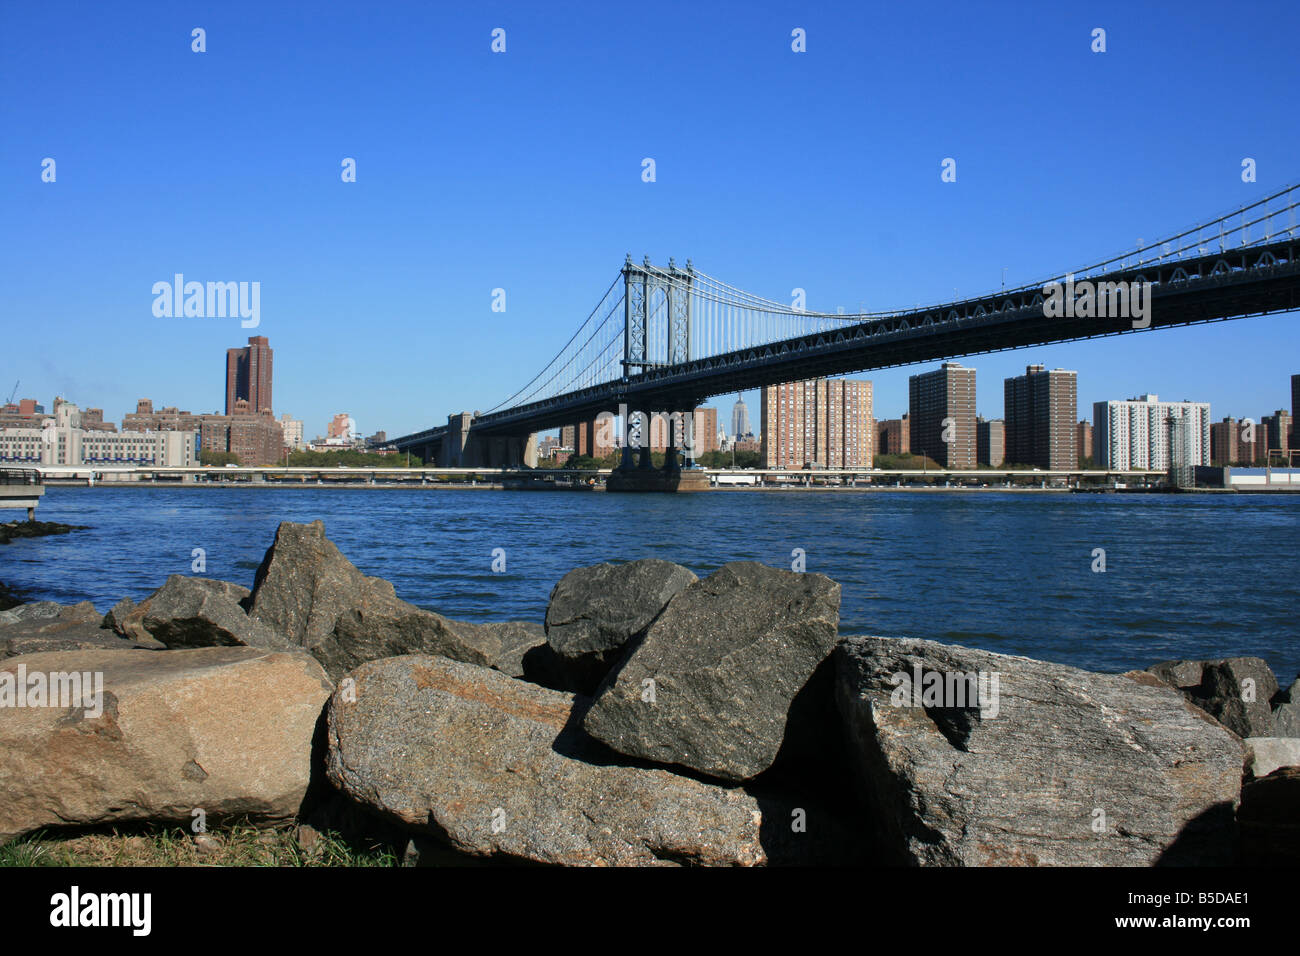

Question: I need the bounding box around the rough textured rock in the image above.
[249,520,371,647]
[326,654,865,865]
[458,620,545,679]
[0,600,99,626]
[544,559,697,693]
[1273,675,1300,737]
[312,579,506,681]
[101,596,136,634]
[2,627,156,660]
[0,647,333,844]
[1238,767,1300,865]
[583,562,841,782]
[137,575,290,650]
[1244,737,1300,780]
[0,602,153,659]
[0,520,88,545]
[1147,657,1278,738]
[248,520,538,681]
[835,637,1245,866]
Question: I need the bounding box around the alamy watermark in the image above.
[0,664,104,718]
[152,274,260,328]
[1042,274,1151,329]
[889,665,1001,718]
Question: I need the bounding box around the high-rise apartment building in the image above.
[878,415,910,456]
[1240,419,1269,465]
[1004,365,1078,470]
[1210,418,1239,465]
[1092,395,1211,471]
[225,335,273,415]
[1261,409,1292,462]
[1209,417,1270,465]
[908,363,975,469]
[1077,420,1093,463]
[280,414,304,449]
[976,417,1005,467]
[761,377,873,469]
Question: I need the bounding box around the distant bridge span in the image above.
[392,184,1300,466]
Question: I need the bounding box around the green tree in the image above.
[286,450,423,468]
[199,449,240,466]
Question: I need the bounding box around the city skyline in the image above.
[8,356,1299,460]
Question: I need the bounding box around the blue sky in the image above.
[3,0,1298,439]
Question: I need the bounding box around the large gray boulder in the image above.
[454,620,546,679]
[544,559,697,693]
[583,562,841,783]
[248,520,530,681]
[0,601,152,659]
[0,600,99,626]
[835,637,1245,866]
[249,520,371,646]
[1147,657,1278,738]
[1273,675,1300,737]
[0,647,332,844]
[137,575,291,650]
[326,654,865,865]
[313,579,507,682]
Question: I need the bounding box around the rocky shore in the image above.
[0,519,88,547]
[1,518,1296,865]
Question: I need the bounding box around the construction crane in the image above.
[4,381,17,405]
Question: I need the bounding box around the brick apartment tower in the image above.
[1077,420,1093,463]
[226,335,273,415]
[761,377,873,469]
[1003,365,1078,470]
[908,363,976,468]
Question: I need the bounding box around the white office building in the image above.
[1093,394,1211,471]
[0,401,198,467]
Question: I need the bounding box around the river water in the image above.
[3,487,1297,680]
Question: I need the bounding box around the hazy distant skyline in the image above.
[4,1,1298,438]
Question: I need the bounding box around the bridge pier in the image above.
[607,404,708,493]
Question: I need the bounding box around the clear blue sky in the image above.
[3,0,1298,439]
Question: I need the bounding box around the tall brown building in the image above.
[1262,409,1292,462]
[761,377,873,469]
[908,363,975,469]
[1004,365,1078,470]
[226,335,273,415]
[1077,420,1093,463]
[1240,419,1269,465]
[1210,418,1239,465]
[878,415,909,455]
